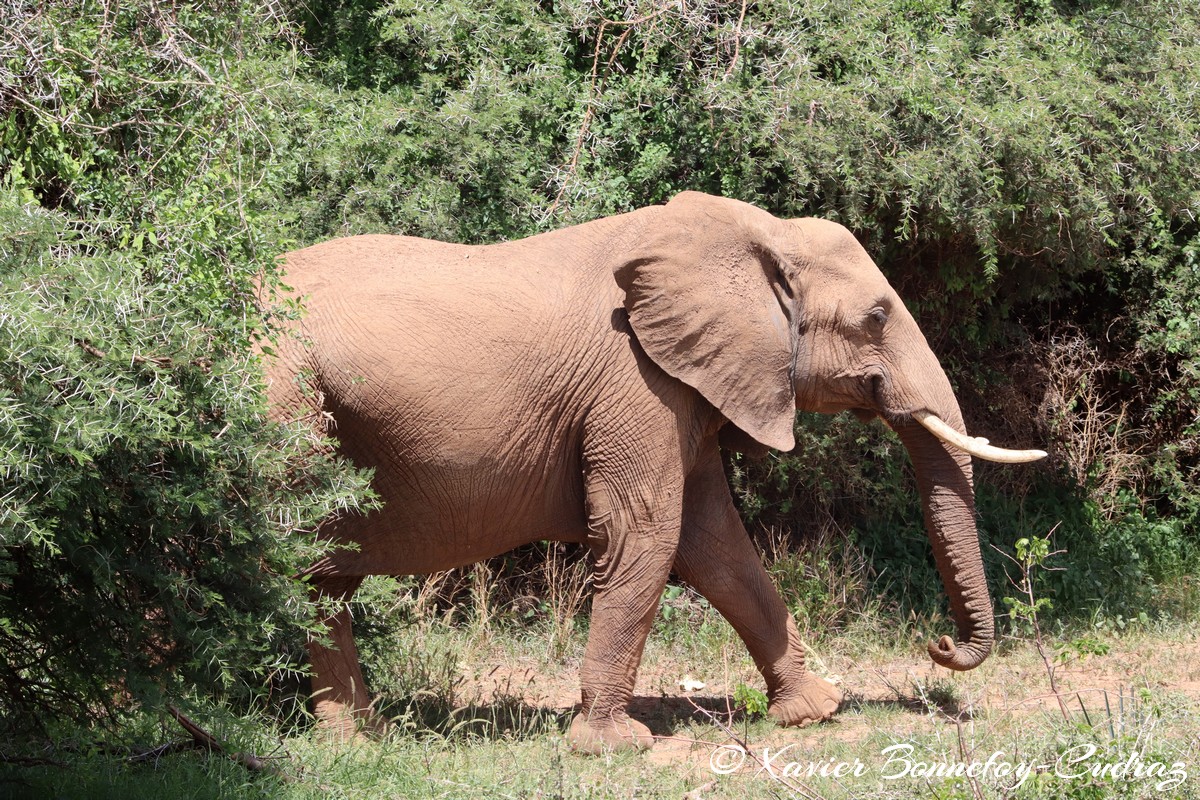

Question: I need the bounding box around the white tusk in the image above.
[912,410,1048,464]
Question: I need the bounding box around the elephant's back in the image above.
[267,222,656,575]
[281,234,470,297]
[281,233,592,325]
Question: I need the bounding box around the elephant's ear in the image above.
[614,191,798,452]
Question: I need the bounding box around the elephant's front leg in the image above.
[569,463,683,753]
[673,449,842,727]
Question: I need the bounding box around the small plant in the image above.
[911,677,961,714]
[1055,635,1112,667]
[999,528,1071,720]
[1002,534,1058,630]
[654,583,714,646]
[729,681,770,749]
[659,584,688,624]
[733,683,769,719]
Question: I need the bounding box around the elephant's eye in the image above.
[869,307,889,328]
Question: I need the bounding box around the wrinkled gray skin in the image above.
[266,192,993,752]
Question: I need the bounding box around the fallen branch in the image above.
[166,705,284,778]
[683,696,827,800]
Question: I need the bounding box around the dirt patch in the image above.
[463,659,580,711]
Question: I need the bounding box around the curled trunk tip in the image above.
[928,634,992,671]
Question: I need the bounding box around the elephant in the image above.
[264,191,1045,752]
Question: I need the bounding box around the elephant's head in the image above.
[614,191,1046,671]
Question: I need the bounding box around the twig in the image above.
[723,0,749,79]
[74,338,212,373]
[549,3,671,216]
[75,337,171,368]
[951,713,985,800]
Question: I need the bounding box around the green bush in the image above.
[0,2,375,728]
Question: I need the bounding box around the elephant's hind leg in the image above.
[673,450,841,727]
[308,575,385,740]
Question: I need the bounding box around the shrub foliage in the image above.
[0,1,374,728]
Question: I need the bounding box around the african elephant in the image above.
[265,191,1045,752]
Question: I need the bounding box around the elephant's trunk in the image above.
[892,422,993,671]
[892,417,994,670]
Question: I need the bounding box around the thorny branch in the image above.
[550,4,672,216]
[683,695,828,800]
[75,338,212,373]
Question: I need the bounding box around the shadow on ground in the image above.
[366,687,972,742]
[840,690,972,720]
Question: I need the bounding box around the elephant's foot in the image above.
[568,710,654,754]
[768,675,842,727]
